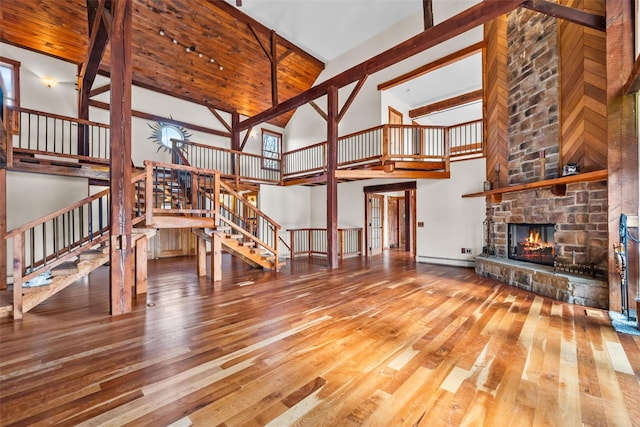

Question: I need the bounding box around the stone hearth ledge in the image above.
[475,255,608,309]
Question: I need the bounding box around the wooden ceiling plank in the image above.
[522,0,605,32]
[378,41,485,91]
[239,0,524,131]
[409,89,483,118]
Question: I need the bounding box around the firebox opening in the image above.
[508,223,555,266]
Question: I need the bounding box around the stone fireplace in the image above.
[475,7,609,309]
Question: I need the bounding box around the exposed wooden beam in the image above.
[271,30,278,107]
[523,0,605,31]
[378,41,485,91]
[213,0,324,68]
[606,0,639,311]
[78,0,110,155]
[336,169,450,180]
[338,76,368,122]
[239,1,522,132]
[277,49,293,64]
[109,0,133,316]
[624,54,640,95]
[96,69,237,119]
[89,100,231,138]
[327,85,339,269]
[248,24,271,61]
[78,0,109,94]
[0,168,6,289]
[423,0,434,30]
[239,126,252,151]
[409,89,483,118]
[89,84,110,98]
[209,107,232,133]
[309,101,328,121]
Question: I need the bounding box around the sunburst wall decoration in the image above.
[148,120,192,153]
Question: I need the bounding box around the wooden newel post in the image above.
[12,234,23,319]
[289,230,295,260]
[274,227,280,271]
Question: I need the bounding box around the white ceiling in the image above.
[229,0,483,125]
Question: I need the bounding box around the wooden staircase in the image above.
[193,227,284,270]
[1,227,156,318]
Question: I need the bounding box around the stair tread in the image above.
[51,262,78,276]
[79,249,107,260]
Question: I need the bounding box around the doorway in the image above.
[364,181,416,257]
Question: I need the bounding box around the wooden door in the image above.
[388,107,403,156]
[388,197,399,248]
[398,197,406,248]
[367,194,384,256]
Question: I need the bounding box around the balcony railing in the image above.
[287,228,363,259]
[6,107,110,165]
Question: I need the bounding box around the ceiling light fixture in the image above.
[158,28,224,71]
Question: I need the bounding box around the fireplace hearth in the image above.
[508,223,555,266]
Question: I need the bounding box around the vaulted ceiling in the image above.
[0,0,326,127]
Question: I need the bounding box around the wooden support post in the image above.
[135,235,147,295]
[327,85,339,269]
[211,233,222,282]
[404,190,412,253]
[0,168,6,289]
[197,236,207,277]
[606,0,638,311]
[270,30,278,107]
[12,234,22,319]
[109,0,133,315]
[339,230,345,259]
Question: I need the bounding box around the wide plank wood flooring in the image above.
[1,252,639,426]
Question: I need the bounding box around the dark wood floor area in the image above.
[1,252,639,426]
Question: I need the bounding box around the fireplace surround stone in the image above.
[475,255,608,309]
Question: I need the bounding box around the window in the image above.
[0,57,20,132]
[262,129,281,170]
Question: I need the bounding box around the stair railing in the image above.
[5,171,146,313]
[144,160,219,227]
[218,181,281,269]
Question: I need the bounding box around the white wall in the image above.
[286,12,485,266]
[416,157,486,266]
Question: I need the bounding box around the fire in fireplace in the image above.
[508,223,556,266]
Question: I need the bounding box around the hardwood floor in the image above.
[1,252,639,426]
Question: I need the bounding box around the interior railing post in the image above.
[12,233,24,319]
[289,230,295,260]
[358,229,363,256]
[339,229,345,259]
[308,229,312,258]
[444,125,451,173]
[382,124,389,164]
[214,172,221,227]
[144,162,154,226]
[274,227,280,271]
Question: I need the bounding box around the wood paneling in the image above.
[559,0,607,172]
[1,253,639,424]
[484,16,509,187]
[606,0,639,312]
[0,0,324,128]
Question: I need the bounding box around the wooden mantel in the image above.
[462,169,607,203]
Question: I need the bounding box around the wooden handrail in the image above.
[5,170,145,239]
[8,106,110,129]
[219,180,281,231]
